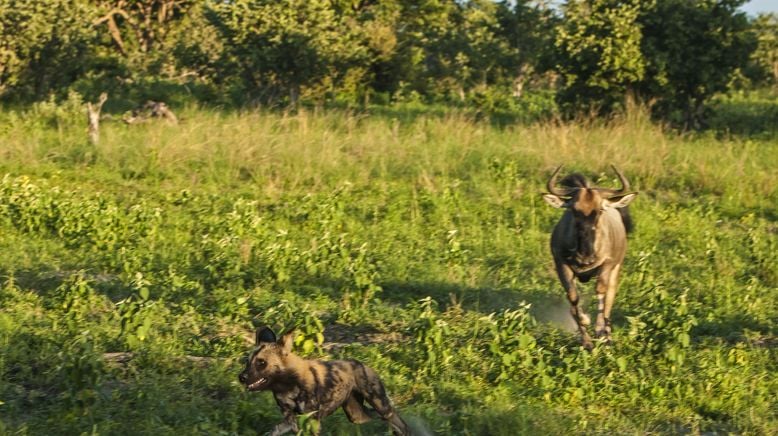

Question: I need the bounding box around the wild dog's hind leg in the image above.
[269,414,299,436]
[557,263,593,350]
[355,365,411,436]
[342,392,373,424]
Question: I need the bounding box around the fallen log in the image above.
[123,100,178,125]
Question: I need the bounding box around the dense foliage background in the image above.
[0,1,777,435]
[1,0,776,124]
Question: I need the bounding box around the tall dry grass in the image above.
[1,103,775,210]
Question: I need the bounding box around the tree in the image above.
[376,0,459,97]
[637,0,755,128]
[206,0,369,106]
[553,0,645,115]
[0,0,96,99]
[552,0,756,127]
[92,1,194,56]
[354,0,547,102]
[496,0,559,97]
[0,0,204,100]
[747,13,778,87]
[421,1,514,99]
[92,0,196,75]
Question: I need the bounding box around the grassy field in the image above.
[0,95,776,435]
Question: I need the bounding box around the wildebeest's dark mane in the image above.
[560,173,591,189]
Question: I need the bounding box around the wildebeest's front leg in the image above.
[595,264,621,343]
[556,262,593,350]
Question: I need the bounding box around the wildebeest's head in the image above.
[543,165,636,266]
[239,327,295,391]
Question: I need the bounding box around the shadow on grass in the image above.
[693,313,775,344]
[0,352,282,435]
[708,91,778,138]
[301,271,632,338]
[321,384,575,435]
[342,99,553,128]
[6,265,132,303]
[380,279,553,313]
[379,278,635,334]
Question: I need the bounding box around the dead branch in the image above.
[86,92,109,145]
[93,8,130,57]
[122,100,178,125]
[147,101,178,124]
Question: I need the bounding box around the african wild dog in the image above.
[543,165,637,350]
[239,327,411,436]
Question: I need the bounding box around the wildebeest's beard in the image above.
[574,214,598,266]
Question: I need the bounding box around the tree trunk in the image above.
[290,86,300,109]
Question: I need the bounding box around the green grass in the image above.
[0,97,776,435]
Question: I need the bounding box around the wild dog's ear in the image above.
[278,330,296,355]
[256,327,277,345]
[604,193,637,209]
[543,194,567,209]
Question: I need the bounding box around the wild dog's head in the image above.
[239,327,295,391]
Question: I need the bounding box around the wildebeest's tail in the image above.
[619,207,634,234]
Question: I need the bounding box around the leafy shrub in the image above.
[116,273,161,350]
[258,300,325,356]
[409,297,452,377]
[481,303,551,384]
[627,286,698,371]
[55,331,104,407]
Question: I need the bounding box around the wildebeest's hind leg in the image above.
[557,263,593,350]
[355,365,411,436]
[342,392,373,424]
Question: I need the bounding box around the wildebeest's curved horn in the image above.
[546,165,575,197]
[597,165,631,197]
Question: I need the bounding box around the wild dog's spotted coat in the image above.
[239,327,410,436]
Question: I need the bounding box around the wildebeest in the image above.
[543,165,637,350]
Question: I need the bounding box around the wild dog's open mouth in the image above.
[247,377,268,391]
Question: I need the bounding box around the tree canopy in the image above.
[0,0,768,125]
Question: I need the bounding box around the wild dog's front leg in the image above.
[269,413,299,436]
[557,263,593,350]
